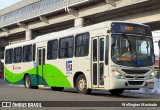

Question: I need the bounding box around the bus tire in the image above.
[76,74,91,94]
[109,89,124,95]
[24,75,31,88]
[51,87,64,91]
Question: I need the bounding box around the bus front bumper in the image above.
[109,77,155,90]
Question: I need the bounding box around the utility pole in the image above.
[158,40,160,79]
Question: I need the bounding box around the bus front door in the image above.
[37,48,45,85]
[92,36,104,88]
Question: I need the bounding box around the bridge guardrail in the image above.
[0,0,90,28]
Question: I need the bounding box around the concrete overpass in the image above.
[0,0,160,45]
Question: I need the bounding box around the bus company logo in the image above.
[13,65,21,70]
[66,61,72,71]
[2,102,11,107]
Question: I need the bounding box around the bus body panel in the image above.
[4,21,155,92]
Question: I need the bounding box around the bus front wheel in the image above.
[109,89,124,95]
[24,75,31,88]
[76,74,91,94]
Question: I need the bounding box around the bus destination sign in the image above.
[111,22,151,36]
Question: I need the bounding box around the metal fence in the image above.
[0,0,89,28]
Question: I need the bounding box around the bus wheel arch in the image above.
[23,73,38,89]
[73,72,84,88]
[74,72,91,94]
[24,73,31,88]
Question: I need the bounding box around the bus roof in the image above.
[34,22,108,41]
[5,21,148,49]
[5,39,36,49]
[5,21,108,49]
[35,21,148,42]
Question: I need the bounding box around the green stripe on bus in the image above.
[4,64,72,88]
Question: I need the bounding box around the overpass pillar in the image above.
[26,29,32,41]
[74,18,84,27]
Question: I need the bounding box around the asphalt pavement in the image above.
[0,78,160,110]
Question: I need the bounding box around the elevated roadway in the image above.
[0,0,160,46]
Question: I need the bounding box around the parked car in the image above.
[0,70,4,78]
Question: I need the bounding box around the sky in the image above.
[0,0,21,10]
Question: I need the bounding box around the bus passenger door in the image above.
[37,47,45,85]
[92,36,104,88]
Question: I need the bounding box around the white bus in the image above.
[4,21,155,95]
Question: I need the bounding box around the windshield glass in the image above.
[111,34,154,67]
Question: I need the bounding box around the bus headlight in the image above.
[111,69,124,79]
[148,72,155,79]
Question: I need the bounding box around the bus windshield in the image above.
[111,34,154,67]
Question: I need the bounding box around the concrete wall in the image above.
[0,0,39,16]
[8,34,25,45]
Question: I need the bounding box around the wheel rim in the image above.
[78,78,87,91]
[25,77,30,88]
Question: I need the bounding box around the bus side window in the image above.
[14,47,22,63]
[47,40,58,60]
[75,33,89,57]
[5,49,13,64]
[23,45,32,62]
[43,48,45,65]
[100,38,104,61]
[33,44,36,61]
[93,39,97,61]
[59,36,74,58]
[38,49,41,65]
[105,36,109,65]
[67,37,74,58]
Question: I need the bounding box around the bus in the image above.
[4,21,155,95]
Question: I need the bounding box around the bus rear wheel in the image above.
[76,74,91,94]
[51,87,64,91]
[109,89,124,95]
[24,75,31,88]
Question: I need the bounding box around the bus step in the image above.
[38,85,44,88]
